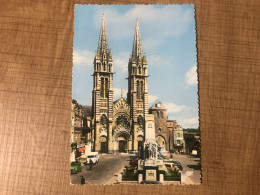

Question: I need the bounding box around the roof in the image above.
[113,96,127,104]
[149,100,167,110]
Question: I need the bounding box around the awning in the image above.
[78,147,85,152]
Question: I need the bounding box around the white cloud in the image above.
[142,39,161,51]
[113,52,129,73]
[182,117,199,127]
[164,102,188,113]
[148,55,171,67]
[149,95,159,104]
[73,50,94,67]
[94,5,194,49]
[185,65,197,86]
[167,112,199,128]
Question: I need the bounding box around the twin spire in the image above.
[97,14,109,54]
[97,15,143,57]
[132,20,142,58]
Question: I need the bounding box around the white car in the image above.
[85,152,99,164]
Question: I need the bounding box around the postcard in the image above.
[71,5,200,185]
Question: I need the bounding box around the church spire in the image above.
[97,14,109,54]
[132,20,142,57]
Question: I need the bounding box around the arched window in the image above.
[138,66,141,74]
[137,81,140,100]
[156,111,159,118]
[100,114,107,127]
[140,81,143,100]
[137,115,143,126]
[160,111,164,118]
[108,64,111,72]
[116,115,130,128]
[100,77,104,98]
[98,62,101,71]
[103,62,106,71]
[134,67,137,74]
[105,78,109,98]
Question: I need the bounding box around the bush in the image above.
[170,149,176,153]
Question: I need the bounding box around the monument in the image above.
[137,114,165,183]
[118,114,182,184]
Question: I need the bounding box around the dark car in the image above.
[163,160,183,171]
[140,180,162,184]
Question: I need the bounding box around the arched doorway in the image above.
[156,135,166,150]
[100,136,107,153]
[118,134,127,153]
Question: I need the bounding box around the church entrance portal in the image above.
[119,140,126,152]
[100,142,107,153]
[100,136,107,153]
[117,133,128,153]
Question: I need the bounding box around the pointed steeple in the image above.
[97,14,109,54]
[132,20,142,57]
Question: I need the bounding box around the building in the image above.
[71,99,84,144]
[149,101,185,153]
[183,128,200,155]
[71,99,92,160]
[91,15,148,153]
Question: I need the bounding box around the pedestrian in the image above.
[80,175,85,185]
[89,159,93,170]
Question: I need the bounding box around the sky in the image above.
[73,5,198,128]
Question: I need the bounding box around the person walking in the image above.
[89,159,93,170]
[80,175,85,185]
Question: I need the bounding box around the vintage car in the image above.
[84,152,100,165]
[163,159,183,171]
[70,161,82,174]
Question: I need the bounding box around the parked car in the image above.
[84,152,99,164]
[70,161,82,174]
[163,160,183,171]
[140,180,162,184]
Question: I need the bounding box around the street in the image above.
[170,154,201,184]
[71,154,129,185]
[70,154,201,185]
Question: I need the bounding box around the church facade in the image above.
[91,15,148,153]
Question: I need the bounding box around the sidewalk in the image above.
[105,165,126,185]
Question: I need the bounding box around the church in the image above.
[91,15,149,154]
[91,15,184,154]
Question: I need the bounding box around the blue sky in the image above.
[73,5,198,128]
